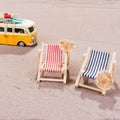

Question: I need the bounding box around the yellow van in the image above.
[0,13,37,47]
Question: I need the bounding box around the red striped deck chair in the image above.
[37,42,68,83]
[75,48,116,95]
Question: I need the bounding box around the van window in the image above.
[15,28,24,34]
[28,26,34,33]
[7,28,12,33]
[0,27,4,32]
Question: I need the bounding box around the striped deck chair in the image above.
[37,42,68,83]
[75,48,116,95]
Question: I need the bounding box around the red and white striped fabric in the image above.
[43,44,62,72]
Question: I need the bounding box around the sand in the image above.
[0,0,120,120]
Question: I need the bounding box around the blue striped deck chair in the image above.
[37,42,68,84]
[75,48,116,95]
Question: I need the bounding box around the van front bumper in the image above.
[28,41,37,46]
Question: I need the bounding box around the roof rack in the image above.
[0,13,23,24]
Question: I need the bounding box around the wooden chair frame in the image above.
[37,42,68,84]
[75,47,116,95]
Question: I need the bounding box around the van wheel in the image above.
[18,41,26,47]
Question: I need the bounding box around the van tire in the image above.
[18,41,26,47]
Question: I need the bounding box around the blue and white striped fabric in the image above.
[83,49,110,79]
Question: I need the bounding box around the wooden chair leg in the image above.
[75,73,82,87]
[63,53,68,84]
[37,49,42,82]
[37,70,41,82]
[37,43,44,82]
[102,90,106,96]
[63,69,67,84]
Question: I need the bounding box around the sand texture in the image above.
[0,1,120,120]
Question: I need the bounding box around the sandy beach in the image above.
[0,0,120,120]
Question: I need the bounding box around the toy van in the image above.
[0,13,37,47]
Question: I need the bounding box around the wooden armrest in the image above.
[111,60,116,77]
[109,52,116,77]
[38,49,42,63]
[81,53,87,70]
[81,53,86,64]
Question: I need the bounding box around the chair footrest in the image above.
[78,83,102,93]
[40,78,64,82]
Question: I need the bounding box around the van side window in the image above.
[15,28,24,34]
[7,28,12,33]
[0,27,4,32]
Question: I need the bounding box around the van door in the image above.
[14,28,28,45]
[6,27,14,45]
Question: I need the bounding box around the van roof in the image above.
[0,18,35,28]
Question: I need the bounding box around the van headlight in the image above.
[32,36,35,41]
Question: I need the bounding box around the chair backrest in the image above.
[43,44,62,72]
[83,49,110,79]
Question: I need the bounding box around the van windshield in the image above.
[28,26,34,33]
